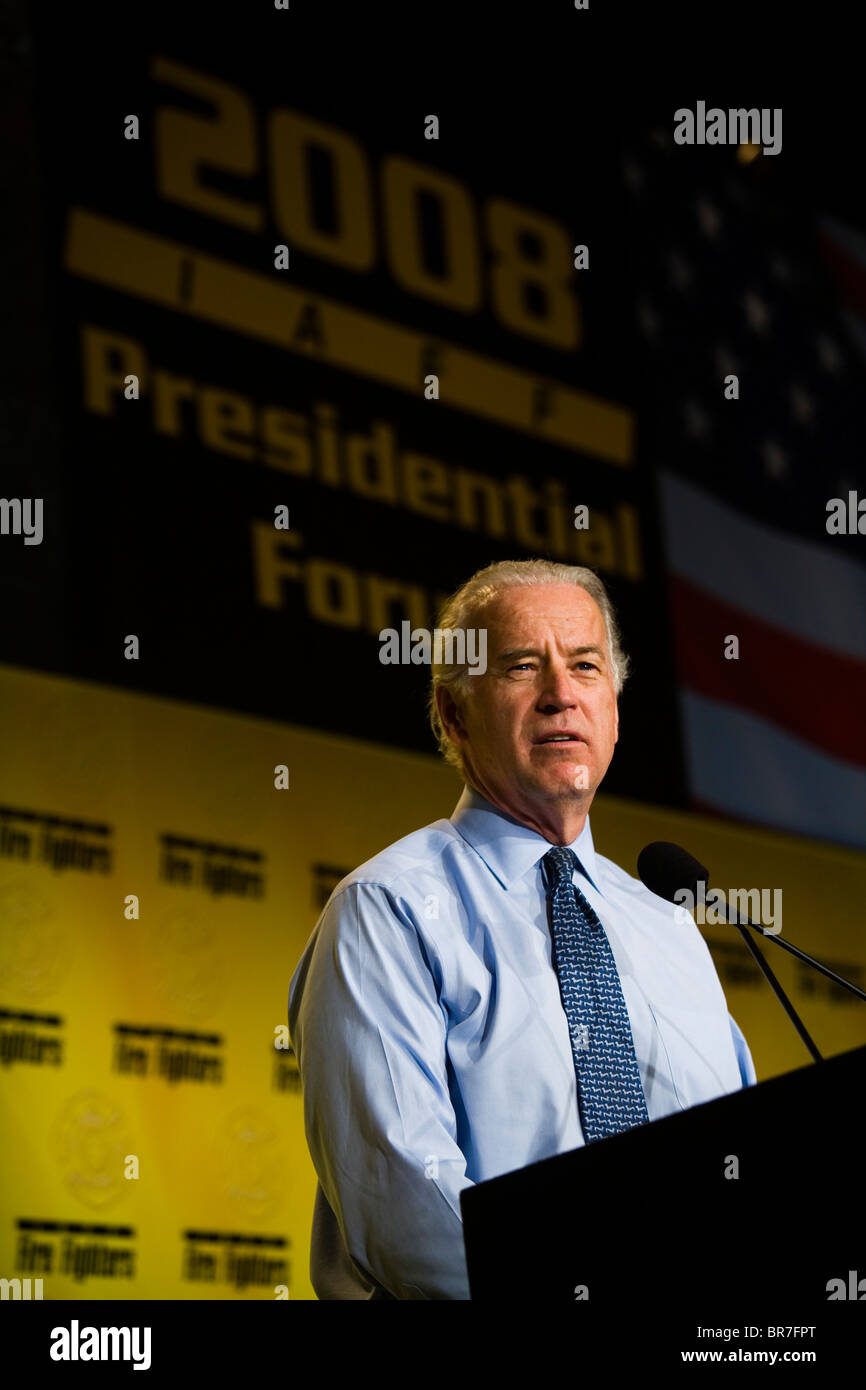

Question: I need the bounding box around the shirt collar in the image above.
[450,784,603,896]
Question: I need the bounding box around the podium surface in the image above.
[461,1043,866,1310]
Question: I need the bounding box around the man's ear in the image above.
[436,684,466,745]
[614,698,619,744]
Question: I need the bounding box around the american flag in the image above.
[622,126,866,849]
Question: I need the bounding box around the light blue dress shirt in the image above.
[288,784,757,1301]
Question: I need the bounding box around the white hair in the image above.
[428,559,630,774]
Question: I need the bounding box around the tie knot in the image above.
[543,845,577,889]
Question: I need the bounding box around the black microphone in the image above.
[637,842,708,903]
[637,840,840,1065]
[638,842,866,1002]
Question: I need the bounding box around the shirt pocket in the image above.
[646,1000,739,1110]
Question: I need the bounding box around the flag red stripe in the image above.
[669,575,866,768]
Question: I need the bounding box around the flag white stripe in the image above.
[659,470,866,664]
[681,690,866,849]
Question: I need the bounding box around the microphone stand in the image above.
[709,892,866,1064]
[725,914,823,1063]
[726,909,866,1001]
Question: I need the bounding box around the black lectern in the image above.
[461,1044,866,1314]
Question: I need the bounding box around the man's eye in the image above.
[507,662,598,673]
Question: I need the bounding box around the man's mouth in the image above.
[534,734,587,745]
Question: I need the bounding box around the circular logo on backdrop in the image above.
[0,874,71,1000]
[150,906,224,1022]
[213,1106,290,1224]
[53,1090,132,1211]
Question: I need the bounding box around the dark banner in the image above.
[14,13,692,802]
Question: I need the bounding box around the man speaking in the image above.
[288,559,756,1300]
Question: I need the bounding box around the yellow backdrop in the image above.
[1,664,864,1299]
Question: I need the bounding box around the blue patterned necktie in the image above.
[543,846,650,1142]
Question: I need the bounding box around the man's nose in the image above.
[537,664,578,709]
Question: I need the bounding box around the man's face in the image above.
[440,584,620,818]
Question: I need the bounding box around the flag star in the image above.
[696,197,722,239]
[817,333,843,372]
[715,344,738,377]
[744,291,771,333]
[668,250,693,291]
[763,440,788,478]
[789,385,815,424]
[636,295,660,338]
[622,158,644,194]
[683,400,710,438]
